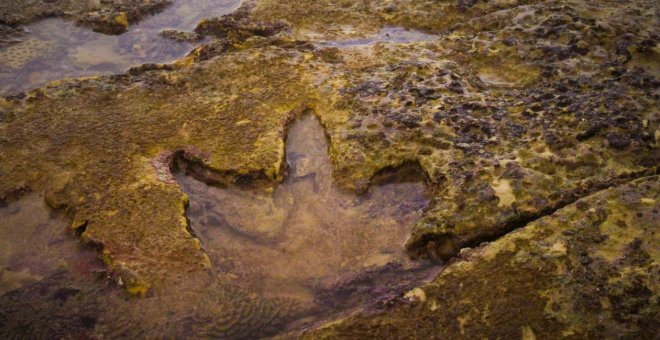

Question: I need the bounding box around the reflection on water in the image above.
[175,114,438,332]
[0,0,241,95]
[0,194,101,296]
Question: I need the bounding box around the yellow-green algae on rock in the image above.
[0,46,315,292]
[295,0,660,260]
[0,0,658,336]
[251,0,535,40]
[304,176,659,338]
[0,0,658,295]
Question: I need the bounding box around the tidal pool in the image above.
[0,0,241,95]
[174,113,440,334]
[0,194,102,297]
[0,115,440,338]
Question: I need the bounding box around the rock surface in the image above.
[0,0,658,337]
[304,176,659,338]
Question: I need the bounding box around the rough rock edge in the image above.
[405,166,660,261]
[303,175,659,338]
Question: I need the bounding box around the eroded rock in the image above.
[0,0,657,337]
[304,176,659,338]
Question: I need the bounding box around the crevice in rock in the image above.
[170,149,276,190]
[366,160,436,194]
[0,186,31,207]
[407,168,659,262]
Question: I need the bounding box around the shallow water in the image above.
[175,114,439,333]
[0,194,102,296]
[0,0,241,95]
[0,118,438,338]
[0,7,441,331]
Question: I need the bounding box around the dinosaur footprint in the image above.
[175,113,437,327]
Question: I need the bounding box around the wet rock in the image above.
[305,177,660,338]
[503,36,517,46]
[0,38,54,69]
[456,0,479,11]
[0,24,24,49]
[194,2,286,39]
[126,63,175,76]
[159,29,201,42]
[0,44,316,291]
[0,0,172,34]
[0,0,657,337]
[576,122,604,141]
[606,133,632,149]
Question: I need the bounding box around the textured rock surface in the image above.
[304,176,659,338]
[197,0,660,263]
[0,44,314,292]
[0,0,658,337]
[1,0,658,294]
